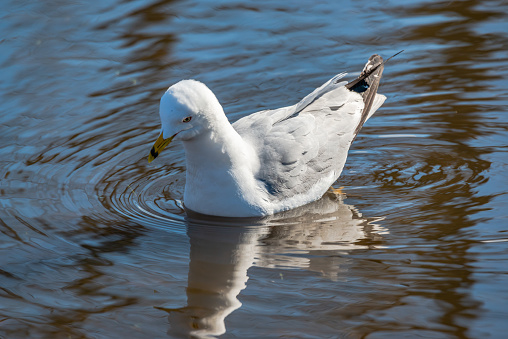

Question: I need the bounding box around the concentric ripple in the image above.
[97,159,189,233]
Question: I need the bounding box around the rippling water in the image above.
[1,0,508,338]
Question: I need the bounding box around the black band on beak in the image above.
[150,147,159,160]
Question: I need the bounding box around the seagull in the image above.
[148,54,391,217]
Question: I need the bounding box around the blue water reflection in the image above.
[1,0,508,337]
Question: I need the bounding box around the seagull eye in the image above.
[182,116,192,123]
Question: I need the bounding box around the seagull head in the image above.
[148,79,223,163]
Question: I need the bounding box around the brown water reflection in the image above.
[159,195,383,338]
[1,0,508,337]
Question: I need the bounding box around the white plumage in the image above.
[148,54,386,217]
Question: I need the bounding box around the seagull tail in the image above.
[347,54,385,136]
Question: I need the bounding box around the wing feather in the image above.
[233,57,385,203]
[234,81,363,200]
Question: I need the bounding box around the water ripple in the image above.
[2,0,508,337]
[98,159,188,233]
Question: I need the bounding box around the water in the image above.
[1,0,508,338]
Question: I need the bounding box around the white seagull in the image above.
[148,54,391,217]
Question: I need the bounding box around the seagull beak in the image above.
[148,132,174,163]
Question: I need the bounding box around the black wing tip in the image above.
[349,79,370,94]
[345,50,404,91]
[349,53,392,137]
[346,54,384,91]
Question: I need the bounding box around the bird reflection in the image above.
[159,192,383,338]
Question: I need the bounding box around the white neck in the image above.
[184,116,242,170]
[182,117,266,216]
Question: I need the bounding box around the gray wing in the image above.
[233,55,386,201]
[234,85,364,200]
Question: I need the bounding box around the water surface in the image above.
[1,0,508,338]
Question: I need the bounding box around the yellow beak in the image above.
[148,133,174,163]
